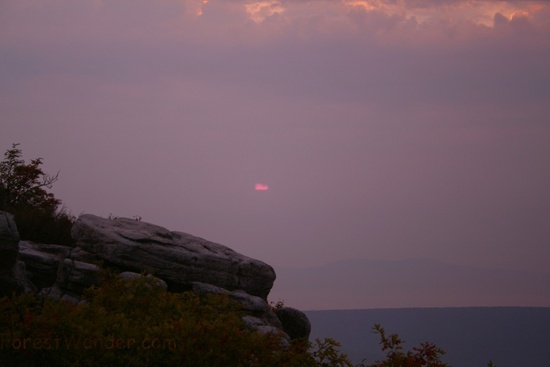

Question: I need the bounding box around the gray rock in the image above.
[242,315,289,340]
[14,261,37,294]
[192,282,270,312]
[18,242,103,291]
[0,211,22,296]
[192,282,285,337]
[18,241,71,289]
[230,290,284,331]
[40,258,100,304]
[192,281,231,296]
[71,214,276,299]
[57,258,100,295]
[275,307,311,340]
[66,247,103,264]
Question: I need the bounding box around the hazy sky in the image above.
[1,0,549,280]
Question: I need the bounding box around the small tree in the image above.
[360,324,449,367]
[0,143,74,245]
[0,143,60,211]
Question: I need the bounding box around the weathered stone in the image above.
[0,211,22,296]
[192,282,286,337]
[275,307,311,340]
[18,241,71,290]
[18,242,105,295]
[57,258,100,295]
[66,247,103,264]
[242,315,289,341]
[40,258,100,304]
[14,261,37,294]
[192,281,231,297]
[230,290,284,330]
[71,214,276,299]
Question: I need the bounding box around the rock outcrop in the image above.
[71,214,276,299]
[1,212,308,341]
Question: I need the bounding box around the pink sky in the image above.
[1,1,549,306]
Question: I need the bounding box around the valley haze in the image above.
[306,307,550,367]
[271,258,550,310]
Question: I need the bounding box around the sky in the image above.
[1,1,550,306]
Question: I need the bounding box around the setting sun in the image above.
[255,183,269,191]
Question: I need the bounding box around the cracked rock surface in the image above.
[71,214,276,299]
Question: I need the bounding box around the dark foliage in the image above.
[0,144,74,245]
[0,274,354,367]
[359,324,449,367]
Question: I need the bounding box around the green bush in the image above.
[0,143,74,245]
[359,324,449,367]
[0,274,355,367]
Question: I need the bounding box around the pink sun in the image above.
[255,183,269,191]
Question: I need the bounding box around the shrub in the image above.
[359,324,449,367]
[0,143,74,245]
[312,338,354,367]
[0,274,355,367]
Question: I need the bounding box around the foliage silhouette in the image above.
[359,324,449,367]
[0,143,74,245]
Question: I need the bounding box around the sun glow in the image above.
[255,183,269,191]
[344,0,378,11]
[342,0,539,28]
[197,0,208,16]
[245,1,285,22]
[509,10,529,20]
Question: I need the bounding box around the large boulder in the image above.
[71,214,276,299]
[0,211,23,296]
[275,307,311,340]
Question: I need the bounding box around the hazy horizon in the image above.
[306,307,550,366]
[2,0,549,307]
[270,257,550,309]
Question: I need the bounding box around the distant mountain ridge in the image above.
[305,306,550,367]
[270,258,550,310]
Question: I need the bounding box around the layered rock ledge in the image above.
[71,214,276,299]
[0,212,310,341]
